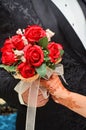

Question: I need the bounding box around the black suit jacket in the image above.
[0,0,86,130]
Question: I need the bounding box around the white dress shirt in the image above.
[51,0,86,49]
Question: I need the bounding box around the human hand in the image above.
[22,88,49,107]
[40,73,69,103]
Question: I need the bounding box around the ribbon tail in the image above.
[25,78,40,130]
[61,75,68,85]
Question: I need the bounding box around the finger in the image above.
[38,91,48,100]
[37,98,49,107]
[52,95,59,103]
[40,79,47,86]
[40,79,51,90]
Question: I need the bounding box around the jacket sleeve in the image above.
[0,68,21,108]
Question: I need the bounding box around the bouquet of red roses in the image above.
[0,25,64,79]
[0,25,64,130]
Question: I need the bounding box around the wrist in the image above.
[54,85,69,99]
[54,87,72,106]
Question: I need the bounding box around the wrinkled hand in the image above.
[40,73,68,103]
[22,89,49,107]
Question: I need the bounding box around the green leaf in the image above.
[38,37,48,49]
[35,63,46,77]
[44,57,50,62]
[60,50,64,56]
[0,64,17,73]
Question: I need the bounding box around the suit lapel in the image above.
[32,0,86,65]
[77,0,86,18]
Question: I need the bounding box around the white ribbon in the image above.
[26,78,40,130]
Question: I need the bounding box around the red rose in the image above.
[1,50,17,65]
[24,44,44,67]
[11,35,25,50]
[56,43,63,50]
[47,42,62,63]
[24,25,46,43]
[1,39,14,52]
[17,62,35,78]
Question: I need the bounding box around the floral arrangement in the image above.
[0,25,64,79]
